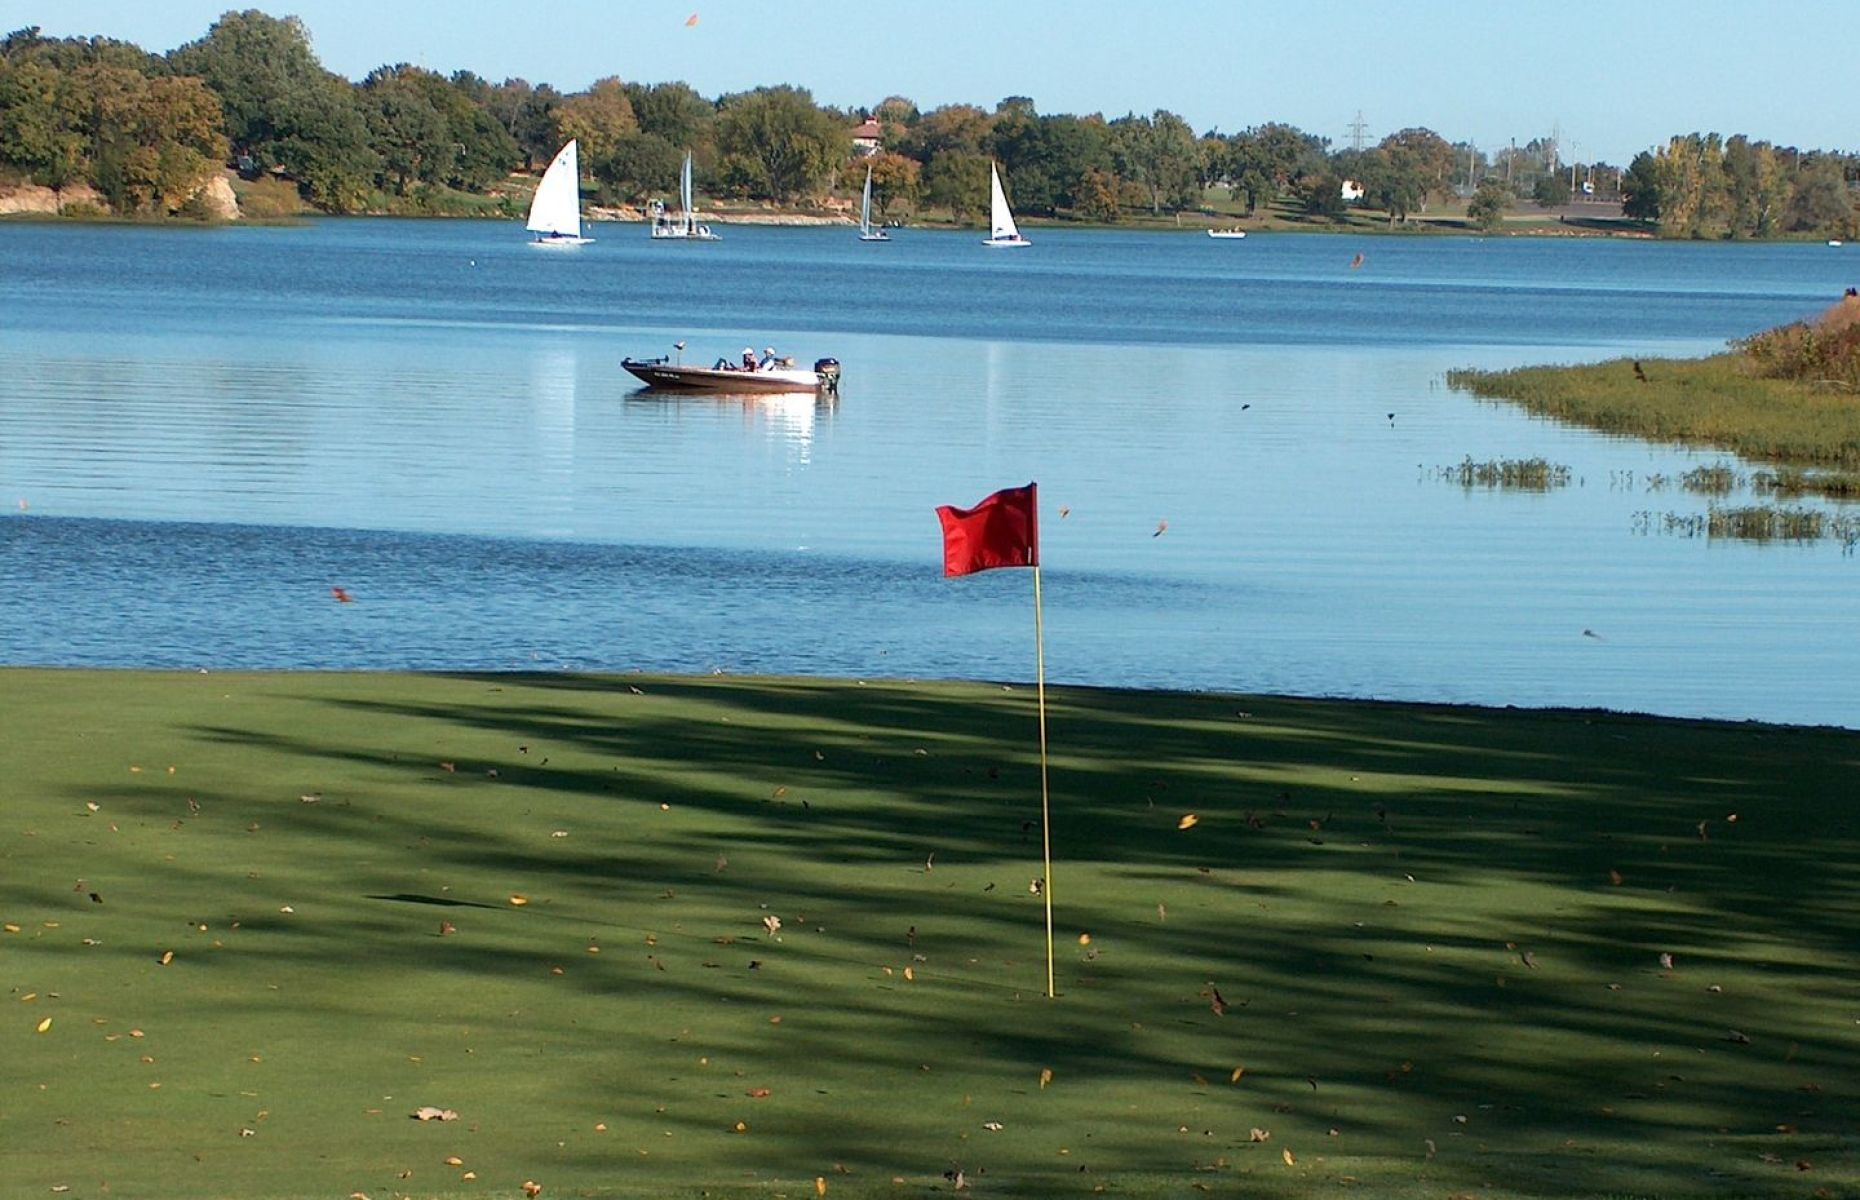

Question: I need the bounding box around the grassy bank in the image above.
[1448,302,1860,486]
[4,670,1858,1199]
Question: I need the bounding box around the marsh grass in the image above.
[1636,504,1860,549]
[1436,456,1571,490]
[4,670,1859,1200]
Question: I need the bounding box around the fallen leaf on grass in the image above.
[1039,1068,1053,1089]
[443,1156,463,1166]
[159,950,174,966]
[1248,1128,1270,1142]
[1282,1149,1296,1166]
[815,1178,826,1197]
[982,1122,1003,1132]
[36,1017,52,1034]
[522,1182,543,1197]
[747,1088,771,1099]
[1231,1066,1245,1083]
[411,1107,458,1121]
[509,895,529,907]
[1177,814,1199,830]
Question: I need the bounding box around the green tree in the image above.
[0,57,85,186]
[899,103,990,162]
[623,80,713,149]
[713,85,844,203]
[414,71,519,190]
[1380,127,1455,205]
[361,66,452,194]
[484,78,561,170]
[76,63,226,213]
[1621,150,1661,223]
[1228,122,1323,212]
[1785,159,1854,233]
[1108,109,1201,214]
[1532,170,1571,207]
[592,130,681,201]
[1466,178,1510,230]
[168,11,377,210]
[1295,168,1347,220]
[922,149,988,221]
[1355,146,1424,226]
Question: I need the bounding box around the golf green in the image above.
[3,669,1856,1199]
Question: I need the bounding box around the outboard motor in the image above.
[814,358,841,393]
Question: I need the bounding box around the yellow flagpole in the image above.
[1033,564,1054,999]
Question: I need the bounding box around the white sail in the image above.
[858,162,889,241]
[680,151,695,234]
[985,162,1027,246]
[527,140,588,242]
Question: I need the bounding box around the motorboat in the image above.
[1207,227,1247,239]
[623,348,840,394]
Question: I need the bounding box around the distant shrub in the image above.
[235,177,308,219]
[1736,297,1860,390]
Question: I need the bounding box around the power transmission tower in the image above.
[1347,110,1368,152]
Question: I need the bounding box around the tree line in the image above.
[2,11,1855,238]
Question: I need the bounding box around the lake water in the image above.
[2,218,1856,727]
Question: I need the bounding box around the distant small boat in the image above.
[623,348,840,394]
[858,163,889,242]
[982,161,1030,248]
[1831,239,1845,247]
[526,140,592,247]
[1207,228,1247,239]
[650,152,721,241]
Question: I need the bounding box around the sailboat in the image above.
[650,151,721,241]
[526,139,592,246]
[857,163,889,242]
[982,161,1029,248]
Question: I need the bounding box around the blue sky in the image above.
[25,1,1857,165]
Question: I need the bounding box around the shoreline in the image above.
[2,661,1853,733]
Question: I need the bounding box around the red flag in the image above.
[936,483,1038,577]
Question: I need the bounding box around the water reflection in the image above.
[622,388,832,464]
[527,344,578,535]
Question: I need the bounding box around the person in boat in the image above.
[742,347,757,371]
[759,346,778,369]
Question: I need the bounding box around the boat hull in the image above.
[623,359,834,393]
[982,237,1031,248]
[532,234,593,247]
[1207,229,1247,239]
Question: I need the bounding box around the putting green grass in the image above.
[3,670,1857,1199]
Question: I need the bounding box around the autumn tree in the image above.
[551,76,638,165]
